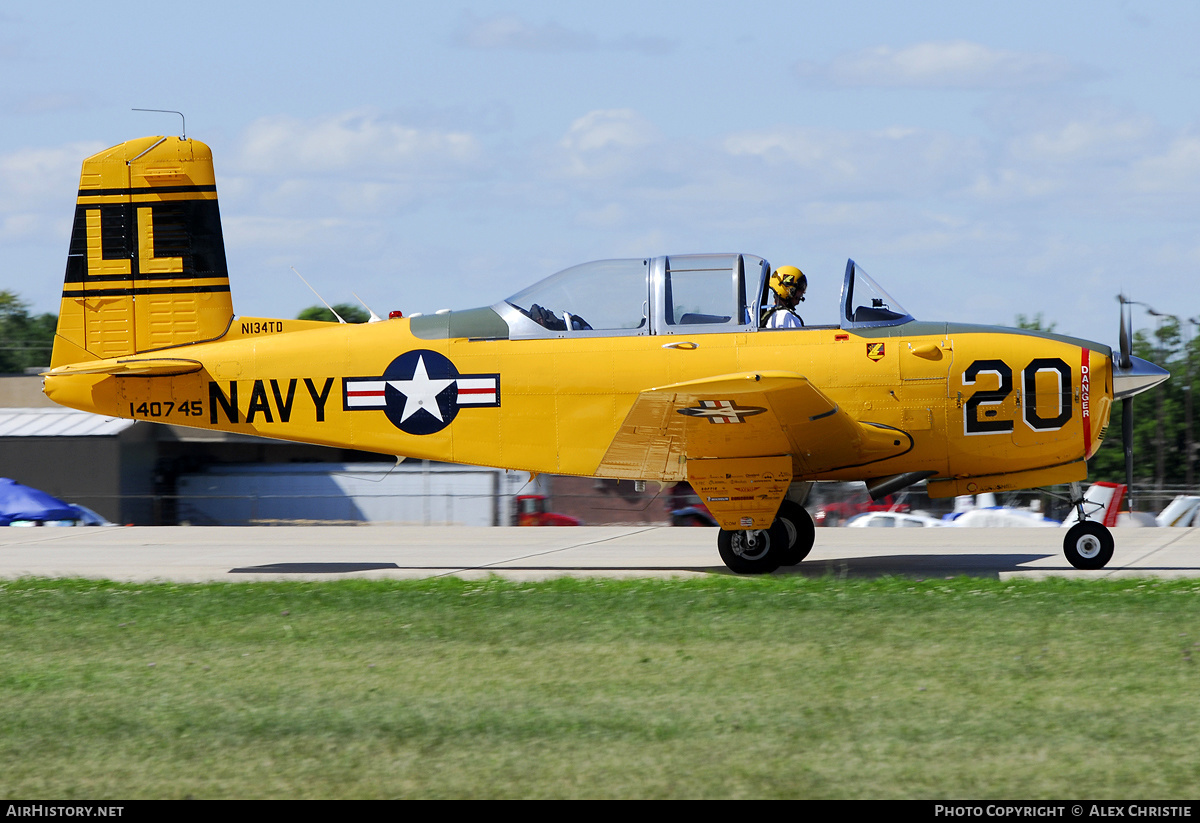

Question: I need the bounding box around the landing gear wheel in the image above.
[717,520,788,574]
[1063,521,1114,570]
[775,500,816,565]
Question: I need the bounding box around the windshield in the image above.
[839,259,914,328]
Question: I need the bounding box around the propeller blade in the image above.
[1123,396,1135,512]
[1118,295,1133,370]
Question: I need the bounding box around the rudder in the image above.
[52,136,234,367]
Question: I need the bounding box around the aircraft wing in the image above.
[596,370,912,481]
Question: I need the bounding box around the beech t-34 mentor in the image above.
[44,135,1170,572]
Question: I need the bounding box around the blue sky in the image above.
[3,1,1199,346]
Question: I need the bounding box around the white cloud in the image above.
[237,112,481,176]
[0,213,42,240]
[560,109,657,154]
[222,215,352,249]
[454,13,595,52]
[453,12,670,55]
[0,141,105,247]
[968,168,1065,201]
[1130,135,1200,193]
[798,41,1088,89]
[554,109,664,179]
[723,125,983,197]
[1007,112,1155,164]
[0,142,104,211]
[972,111,1191,206]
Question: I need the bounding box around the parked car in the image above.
[845,511,946,528]
[515,495,581,526]
[814,494,909,527]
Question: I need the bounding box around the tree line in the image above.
[1086,318,1198,490]
[0,291,56,373]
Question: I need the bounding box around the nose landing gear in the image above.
[1062,481,1115,570]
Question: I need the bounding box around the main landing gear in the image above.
[717,500,817,574]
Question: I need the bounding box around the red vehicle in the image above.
[515,495,581,526]
[814,494,908,527]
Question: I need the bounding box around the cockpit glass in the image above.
[841,261,913,328]
[505,259,649,332]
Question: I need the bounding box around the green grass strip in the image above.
[1,575,1198,799]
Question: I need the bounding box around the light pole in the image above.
[1187,318,1198,490]
[1140,305,1189,499]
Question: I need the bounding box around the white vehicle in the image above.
[846,511,947,528]
[944,492,1059,528]
[1156,496,1200,527]
[950,508,1059,528]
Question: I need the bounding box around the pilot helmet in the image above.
[769,266,807,302]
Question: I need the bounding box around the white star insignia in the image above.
[388,355,454,422]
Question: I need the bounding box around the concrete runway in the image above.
[0,525,1197,582]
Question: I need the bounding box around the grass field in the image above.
[1,575,1198,799]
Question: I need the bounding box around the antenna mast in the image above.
[132,108,186,139]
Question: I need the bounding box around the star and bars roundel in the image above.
[342,349,499,435]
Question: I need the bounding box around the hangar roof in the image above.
[0,408,137,437]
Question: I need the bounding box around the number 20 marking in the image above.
[963,358,1072,436]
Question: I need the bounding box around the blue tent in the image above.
[0,478,77,525]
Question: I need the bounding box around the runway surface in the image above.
[0,525,1197,582]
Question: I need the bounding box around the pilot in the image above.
[761,265,806,328]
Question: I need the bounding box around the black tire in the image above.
[1063,521,1114,570]
[775,500,816,565]
[717,521,788,574]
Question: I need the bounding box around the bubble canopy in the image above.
[492,254,913,338]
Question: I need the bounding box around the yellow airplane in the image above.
[43,135,1170,572]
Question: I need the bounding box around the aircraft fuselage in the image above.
[44,314,1112,499]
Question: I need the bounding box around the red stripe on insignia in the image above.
[457,388,492,395]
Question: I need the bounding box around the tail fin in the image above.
[51,136,234,368]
